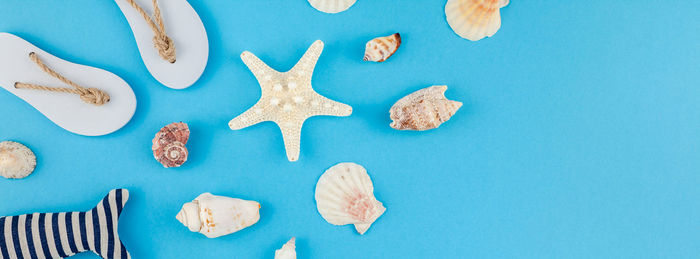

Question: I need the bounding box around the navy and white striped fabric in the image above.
[0,189,130,259]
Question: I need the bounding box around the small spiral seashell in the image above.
[152,122,190,168]
[155,141,188,168]
[390,85,462,131]
[445,0,509,41]
[0,141,36,179]
[363,33,401,62]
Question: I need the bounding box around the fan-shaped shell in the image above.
[315,162,385,235]
[364,33,401,62]
[152,122,190,168]
[176,193,261,238]
[445,0,509,41]
[274,237,297,259]
[308,0,357,13]
[390,85,462,131]
[0,141,36,179]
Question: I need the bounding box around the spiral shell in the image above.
[363,33,401,62]
[176,193,261,238]
[274,237,297,259]
[315,162,385,235]
[0,141,36,179]
[390,85,462,131]
[152,122,189,168]
[445,0,509,41]
[308,0,357,13]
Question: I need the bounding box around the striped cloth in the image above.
[0,189,130,259]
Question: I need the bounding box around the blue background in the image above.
[1,0,699,258]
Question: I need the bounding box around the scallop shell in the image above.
[0,141,36,179]
[390,85,462,131]
[445,0,509,41]
[363,33,401,62]
[274,237,297,259]
[308,0,357,13]
[152,122,189,168]
[315,162,385,235]
[176,193,261,238]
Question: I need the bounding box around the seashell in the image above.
[274,237,297,259]
[176,192,261,238]
[363,33,401,62]
[315,162,385,235]
[445,0,509,41]
[152,122,190,168]
[0,141,36,179]
[308,0,357,13]
[390,85,462,131]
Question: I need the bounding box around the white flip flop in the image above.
[0,33,137,136]
[114,0,209,89]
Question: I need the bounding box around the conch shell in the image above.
[445,0,509,41]
[0,141,36,179]
[363,33,401,62]
[390,85,462,131]
[308,0,357,13]
[176,193,261,238]
[152,122,189,168]
[274,237,297,259]
[315,162,385,235]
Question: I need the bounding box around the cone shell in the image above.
[363,33,401,62]
[152,122,189,168]
[445,0,509,41]
[308,0,357,13]
[315,162,385,235]
[274,237,297,259]
[0,141,36,179]
[176,193,261,238]
[390,85,462,131]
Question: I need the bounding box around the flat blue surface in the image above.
[1,0,699,258]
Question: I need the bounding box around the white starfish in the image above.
[229,40,352,162]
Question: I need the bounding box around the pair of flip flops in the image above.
[0,0,208,136]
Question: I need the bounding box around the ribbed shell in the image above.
[315,162,385,235]
[390,85,462,131]
[0,141,36,179]
[152,122,190,168]
[445,0,509,41]
[308,0,357,13]
[363,33,401,62]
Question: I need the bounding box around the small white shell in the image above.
[364,33,401,62]
[176,193,261,238]
[390,85,462,131]
[445,0,509,41]
[308,0,357,13]
[0,141,36,179]
[315,162,385,235]
[274,237,297,259]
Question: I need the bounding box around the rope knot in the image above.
[15,52,111,106]
[153,34,176,63]
[78,88,110,106]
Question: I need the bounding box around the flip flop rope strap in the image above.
[14,52,110,106]
[125,0,177,63]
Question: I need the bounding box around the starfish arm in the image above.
[241,51,278,86]
[290,40,324,81]
[229,103,269,130]
[279,121,303,162]
[310,95,353,117]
